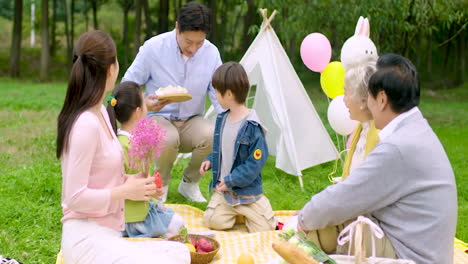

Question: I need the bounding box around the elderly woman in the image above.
[284,55,381,250]
[341,55,379,181]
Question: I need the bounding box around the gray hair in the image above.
[344,55,377,102]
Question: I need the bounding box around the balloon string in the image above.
[328,149,348,183]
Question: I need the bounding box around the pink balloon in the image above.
[300,33,332,72]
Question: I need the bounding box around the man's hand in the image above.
[145,94,172,112]
[199,160,211,176]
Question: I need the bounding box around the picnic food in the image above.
[274,229,336,264]
[196,237,214,253]
[155,85,192,102]
[185,242,196,252]
[154,171,162,188]
[169,229,220,264]
[272,239,319,264]
[237,253,255,264]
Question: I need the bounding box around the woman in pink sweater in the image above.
[56,30,189,264]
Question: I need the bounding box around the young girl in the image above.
[58,30,189,263]
[106,81,185,238]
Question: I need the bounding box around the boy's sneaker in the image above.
[178,180,207,202]
[0,256,23,264]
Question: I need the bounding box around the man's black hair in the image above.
[368,53,420,113]
[177,2,210,33]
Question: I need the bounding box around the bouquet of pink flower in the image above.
[128,118,166,175]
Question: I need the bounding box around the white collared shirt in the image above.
[117,129,131,138]
[379,106,420,141]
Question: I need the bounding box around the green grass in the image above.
[0,78,466,263]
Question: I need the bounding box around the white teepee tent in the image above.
[204,9,339,187]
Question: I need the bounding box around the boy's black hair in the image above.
[177,1,210,33]
[368,53,420,113]
[106,81,143,134]
[212,62,250,104]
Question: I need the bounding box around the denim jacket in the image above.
[205,109,268,197]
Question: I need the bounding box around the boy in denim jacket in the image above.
[200,62,276,233]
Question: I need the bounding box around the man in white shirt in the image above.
[298,54,457,264]
[123,2,223,202]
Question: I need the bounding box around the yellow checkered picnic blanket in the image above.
[56,204,468,264]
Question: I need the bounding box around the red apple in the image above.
[188,236,198,248]
[196,237,213,252]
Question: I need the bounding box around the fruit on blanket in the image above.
[237,253,255,264]
[196,237,214,252]
[154,171,162,188]
[185,242,196,252]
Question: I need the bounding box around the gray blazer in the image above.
[299,109,457,264]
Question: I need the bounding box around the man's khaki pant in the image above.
[203,192,277,233]
[151,116,213,185]
[306,217,396,258]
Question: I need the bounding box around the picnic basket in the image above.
[330,216,415,264]
[169,234,220,264]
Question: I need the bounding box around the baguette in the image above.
[272,239,319,264]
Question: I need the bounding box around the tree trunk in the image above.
[71,0,75,52]
[9,0,23,78]
[142,0,153,40]
[229,5,242,57]
[133,0,142,57]
[207,0,218,47]
[84,0,89,30]
[63,0,73,69]
[427,31,432,76]
[92,0,98,29]
[443,27,453,70]
[402,0,415,57]
[459,29,465,84]
[50,0,57,55]
[241,0,255,52]
[40,0,50,81]
[416,32,422,68]
[219,1,228,59]
[158,0,169,34]
[122,0,131,69]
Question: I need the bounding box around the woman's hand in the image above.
[199,160,211,176]
[145,94,172,112]
[112,173,157,201]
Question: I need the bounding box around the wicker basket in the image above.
[169,234,220,264]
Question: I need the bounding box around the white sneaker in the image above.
[178,181,207,202]
[161,185,169,202]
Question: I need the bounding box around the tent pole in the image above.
[299,175,304,191]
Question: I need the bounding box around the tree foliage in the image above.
[3,0,467,86]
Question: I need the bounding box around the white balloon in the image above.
[327,95,358,136]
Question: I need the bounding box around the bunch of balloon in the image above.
[299,33,355,139]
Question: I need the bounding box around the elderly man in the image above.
[123,2,223,202]
[298,54,457,264]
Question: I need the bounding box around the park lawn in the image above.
[0,78,466,263]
